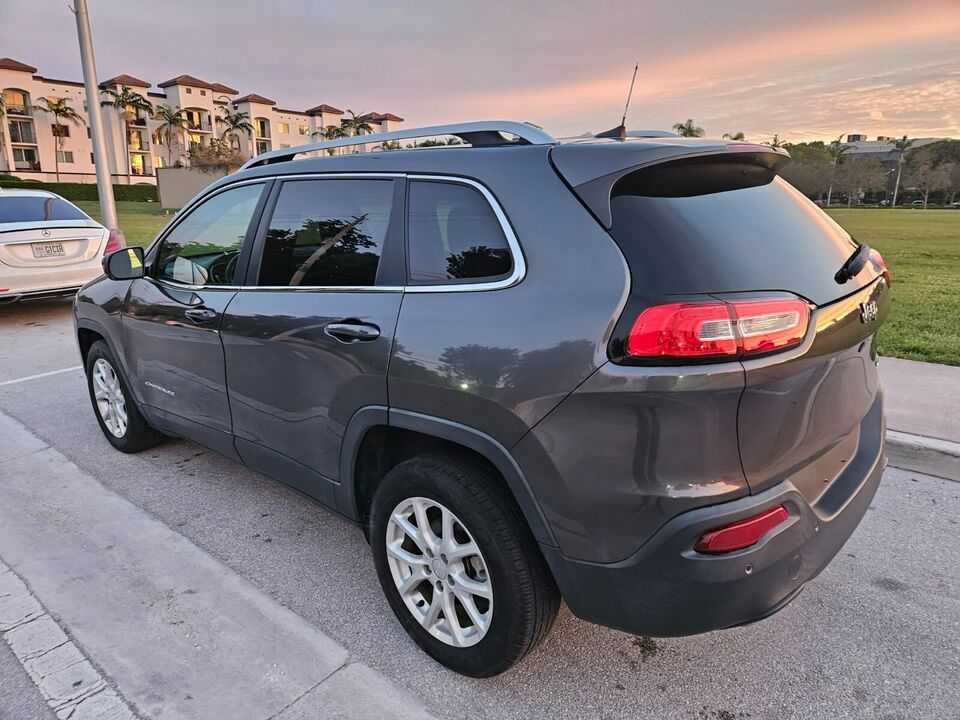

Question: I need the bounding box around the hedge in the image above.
[0,179,157,202]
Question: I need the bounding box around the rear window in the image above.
[0,196,88,223]
[609,158,864,306]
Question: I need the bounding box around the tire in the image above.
[370,452,559,677]
[85,340,161,453]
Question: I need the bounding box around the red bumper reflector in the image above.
[695,505,789,554]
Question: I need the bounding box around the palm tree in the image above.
[826,135,850,206]
[34,97,83,182]
[722,131,746,141]
[312,124,346,155]
[672,119,704,137]
[154,105,187,166]
[0,96,6,169]
[101,85,153,175]
[216,106,253,155]
[891,135,914,207]
[341,110,373,137]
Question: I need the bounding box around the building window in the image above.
[200,90,206,96]
[255,118,270,138]
[128,129,145,150]
[185,87,192,94]
[277,122,290,134]
[155,156,164,169]
[255,139,271,155]
[2,88,30,115]
[299,125,309,135]
[12,146,40,170]
[189,132,202,151]
[52,124,70,138]
[90,152,95,164]
[8,118,36,144]
[56,150,74,163]
[130,154,146,175]
[86,126,91,139]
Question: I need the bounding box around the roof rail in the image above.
[240,120,555,170]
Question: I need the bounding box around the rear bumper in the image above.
[0,265,101,303]
[0,285,83,303]
[543,397,886,636]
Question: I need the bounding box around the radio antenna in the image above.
[621,63,639,128]
[596,63,639,140]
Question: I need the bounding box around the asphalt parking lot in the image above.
[1,299,958,720]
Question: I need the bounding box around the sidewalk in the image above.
[0,410,435,720]
[879,357,960,480]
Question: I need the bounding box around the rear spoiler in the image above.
[550,141,791,228]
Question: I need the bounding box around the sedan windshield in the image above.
[0,196,89,223]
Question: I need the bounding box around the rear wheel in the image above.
[370,453,559,676]
[85,340,161,453]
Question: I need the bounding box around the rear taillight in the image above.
[694,505,789,554]
[869,248,892,286]
[104,229,124,255]
[626,298,810,360]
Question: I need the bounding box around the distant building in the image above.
[0,58,403,185]
[841,135,947,165]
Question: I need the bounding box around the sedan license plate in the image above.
[31,242,65,259]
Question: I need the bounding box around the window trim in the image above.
[144,172,526,294]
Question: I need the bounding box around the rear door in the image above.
[220,175,404,504]
[601,153,889,502]
[124,181,268,455]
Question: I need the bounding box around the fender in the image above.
[336,407,558,547]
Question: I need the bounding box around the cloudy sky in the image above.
[1,0,958,142]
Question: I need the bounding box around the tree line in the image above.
[672,120,959,207]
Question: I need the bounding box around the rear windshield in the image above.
[0,196,88,223]
[609,158,866,306]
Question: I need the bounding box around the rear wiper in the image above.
[835,243,870,284]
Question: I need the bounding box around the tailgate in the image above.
[0,226,106,268]
[738,277,889,502]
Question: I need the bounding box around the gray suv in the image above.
[75,121,890,676]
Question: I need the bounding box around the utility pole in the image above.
[72,0,123,243]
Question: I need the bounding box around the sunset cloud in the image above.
[1,0,957,141]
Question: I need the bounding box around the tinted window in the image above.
[258,179,393,287]
[407,181,511,284]
[0,196,88,223]
[609,161,862,306]
[155,183,263,286]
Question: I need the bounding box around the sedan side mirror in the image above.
[104,247,145,280]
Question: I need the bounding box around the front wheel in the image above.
[370,453,559,677]
[85,340,161,453]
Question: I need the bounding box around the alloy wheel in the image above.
[385,496,493,648]
[92,358,127,438]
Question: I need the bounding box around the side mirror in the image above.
[104,247,145,280]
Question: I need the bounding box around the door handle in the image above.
[324,321,380,343]
[184,307,218,324]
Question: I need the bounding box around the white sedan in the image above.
[0,188,120,303]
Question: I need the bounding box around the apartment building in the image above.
[0,58,403,185]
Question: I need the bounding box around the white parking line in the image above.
[0,366,82,387]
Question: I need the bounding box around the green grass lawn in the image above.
[827,209,960,366]
[74,201,173,248]
[73,201,958,366]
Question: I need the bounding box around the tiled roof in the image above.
[360,112,404,122]
[209,82,238,95]
[0,58,38,73]
[99,73,151,89]
[274,107,309,116]
[34,76,85,88]
[305,104,343,116]
[233,93,276,106]
[158,74,213,89]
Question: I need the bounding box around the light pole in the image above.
[72,0,123,244]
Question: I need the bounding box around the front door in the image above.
[220,176,404,504]
[123,182,268,455]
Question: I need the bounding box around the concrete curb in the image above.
[886,429,960,482]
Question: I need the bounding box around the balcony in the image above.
[6,105,29,116]
[13,160,41,171]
